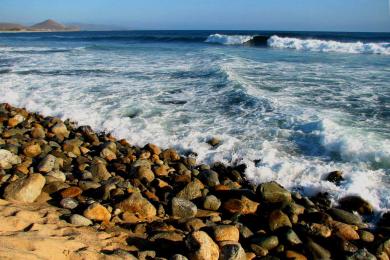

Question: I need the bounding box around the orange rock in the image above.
[154,164,171,177]
[223,196,259,215]
[146,143,161,155]
[285,250,307,260]
[83,203,111,222]
[23,143,41,158]
[61,186,82,198]
[213,225,240,242]
[8,114,25,128]
[161,149,180,162]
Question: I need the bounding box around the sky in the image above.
[0,0,389,32]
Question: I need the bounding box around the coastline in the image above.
[0,102,389,259]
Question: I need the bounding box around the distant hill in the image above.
[0,19,79,32]
[0,23,26,31]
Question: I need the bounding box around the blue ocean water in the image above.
[0,31,389,212]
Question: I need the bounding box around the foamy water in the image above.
[0,31,389,214]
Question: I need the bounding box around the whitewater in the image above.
[0,31,389,215]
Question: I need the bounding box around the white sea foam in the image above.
[1,41,389,215]
[268,35,390,55]
[205,34,253,45]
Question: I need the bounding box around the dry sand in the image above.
[0,199,134,260]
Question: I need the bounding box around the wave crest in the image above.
[205,34,254,45]
[267,35,390,55]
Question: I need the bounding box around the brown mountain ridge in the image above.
[0,19,79,32]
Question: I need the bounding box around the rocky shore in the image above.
[0,103,389,260]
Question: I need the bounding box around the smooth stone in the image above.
[250,244,269,257]
[376,239,390,260]
[145,143,161,155]
[172,197,197,218]
[60,186,82,198]
[83,202,111,222]
[308,223,332,238]
[0,149,21,169]
[200,170,220,187]
[257,181,292,204]
[116,192,156,219]
[213,225,240,242]
[220,243,246,260]
[51,122,69,140]
[330,221,360,240]
[8,114,24,127]
[37,154,56,173]
[358,230,374,243]
[207,137,221,147]
[328,208,363,226]
[170,254,188,260]
[4,173,45,203]
[100,147,117,161]
[285,251,307,260]
[334,236,358,253]
[186,231,219,260]
[63,139,82,156]
[154,164,171,177]
[90,162,111,181]
[325,170,344,185]
[346,248,377,260]
[137,166,155,183]
[177,179,204,201]
[223,196,259,215]
[31,125,45,139]
[46,170,66,182]
[161,149,180,161]
[284,229,302,245]
[253,236,279,250]
[339,196,373,215]
[42,181,69,194]
[203,195,221,211]
[269,210,292,231]
[306,240,331,260]
[23,143,41,158]
[60,198,79,209]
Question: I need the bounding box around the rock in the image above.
[306,240,331,260]
[70,214,93,226]
[4,173,45,203]
[154,164,171,177]
[161,149,180,162]
[200,170,220,187]
[37,154,56,173]
[60,198,79,209]
[186,231,219,260]
[63,139,83,157]
[172,197,197,219]
[170,255,188,260]
[223,196,259,215]
[358,230,374,243]
[145,143,161,155]
[46,170,66,182]
[207,137,221,147]
[326,171,344,185]
[31,124,45,139]
[0,149,21,169]
[284,202,305,215]
[253,236,279,250]
[214,225,240,242]
[203,195,221,211]
[116,192,156,219]
[43,181,69,194]
[376,239,390,260]
[51,122,69,140]
[184,218,206,232]
[268,210,292,231]
[334,236,358,253]
[330,221,359,240]
[149,231,185,242]
[257,182,292,204]
[177,179,204,201]
[90,162,111,181]
[8,114,24,127]
[60,186,82,198]
[23,143,41,157]
[137,166,155,183]
[100,147,117,161]
[308,223,332,238]
[83,202,111,222]
[339,196,373,215]
[328,208,362,226]
[346,248,377,260]
[250,244,268,257]
[220,243,246,260]
[285,251,307,260]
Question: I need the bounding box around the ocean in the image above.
[0,30,389,213]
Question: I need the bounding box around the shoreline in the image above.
[0,103,388,259]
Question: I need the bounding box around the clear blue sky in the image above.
[1,0,389,32]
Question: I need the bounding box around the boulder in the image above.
[328,208,362,226]
[116,192,156,219]
[220,242,246,260]
[172,197,197,218]
[37,154,56,173]
[339,196,373,215]
[203,195,221,211]
[223,196,259,215]
[4,173,45,202]
[213,225,240,242]
[83,202,111,222]
[177,179,204,201]
[268,210,292,231]
[257,182,291,204]
[346,248,377,260]
[51,122,69,140]
[186,231,219,260]
[0,149,21,169]
[23,143,41,158]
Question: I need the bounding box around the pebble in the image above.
[60,198,79,209]
[83,202,111,222]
